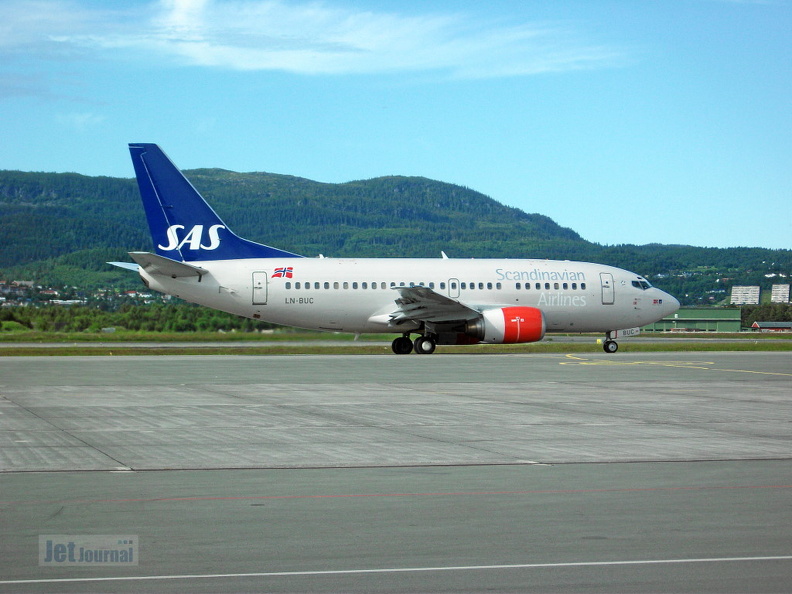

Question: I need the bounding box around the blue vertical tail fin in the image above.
[129,143,302,262]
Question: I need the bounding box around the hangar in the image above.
[645,307,741,332]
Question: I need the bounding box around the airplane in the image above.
[111,143,680,354]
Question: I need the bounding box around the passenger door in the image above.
[600,272,615,305]
[252,272,268,305]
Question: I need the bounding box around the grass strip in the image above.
[1,340,790,356]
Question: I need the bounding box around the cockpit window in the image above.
[632,280,652,290]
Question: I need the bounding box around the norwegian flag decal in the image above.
[273,266,294,278]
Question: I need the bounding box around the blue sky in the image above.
[1,0,789,250]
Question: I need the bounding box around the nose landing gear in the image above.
[603,331,619,353]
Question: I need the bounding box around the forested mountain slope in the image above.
[0,169,585,264]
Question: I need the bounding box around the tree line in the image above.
[0,303,276,333]
[741,303,792,326]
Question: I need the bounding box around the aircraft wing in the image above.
[128,252,207,278]
[390,286,480,324]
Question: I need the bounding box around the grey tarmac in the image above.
[1,352,790,592]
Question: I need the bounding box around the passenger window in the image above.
[496,283,501,290]
[461,282,467,289]
[581,283,587,290]
[285,282,291,289]
[487,282,493,290]
[563,283,568,290]
[554,283,559,290]
[362,282,368,289]
[536,283,541,290]
[295,282,301,289]
[352,282,358,289]
[440,282,446,290]
[572,283,577,290]
[429,282,435,289]
[479,282,484,290]
[545,283,550,290]
[324,282,330,289]
[516,283,521,290]
[343,282,349,289]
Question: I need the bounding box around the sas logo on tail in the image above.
[158,225,225,251]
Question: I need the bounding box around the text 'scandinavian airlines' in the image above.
[112,144,679,354]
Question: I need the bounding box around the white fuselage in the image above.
[140,257,679,334]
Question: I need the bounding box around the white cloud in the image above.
[2,0,625,79]
[0,1,125,57]
[56,111,107,131]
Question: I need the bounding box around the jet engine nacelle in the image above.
[465,306,546,344]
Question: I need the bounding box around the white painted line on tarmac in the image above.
[3,555,792,585]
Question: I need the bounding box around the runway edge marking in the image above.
[3,555,792,585]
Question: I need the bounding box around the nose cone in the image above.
[662,292,680,318]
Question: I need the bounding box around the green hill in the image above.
[0,169,586,263]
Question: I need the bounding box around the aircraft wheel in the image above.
[413,335,437,355]
[392,336,414,355]
[603,340,619,354]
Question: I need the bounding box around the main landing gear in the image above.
[391,335,413,354]
[391,333,437,355]
[414,334,437,355]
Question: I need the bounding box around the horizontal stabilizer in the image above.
[129,252,207,278]
[107,261,140,272]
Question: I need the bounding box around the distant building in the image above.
[730,286,760,305]
[645,308,742,332]
[751,321,792,332]
[770,284,790,303]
